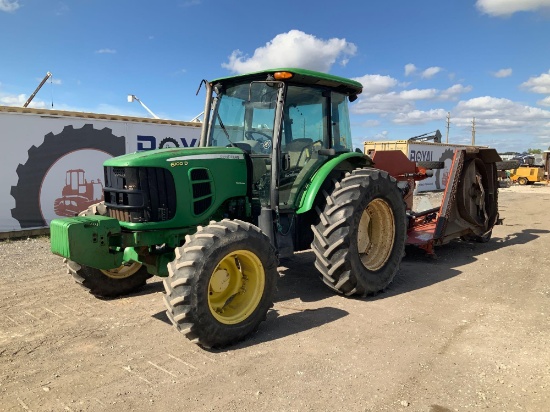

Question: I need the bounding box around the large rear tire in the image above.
[66,202,150,297]
[163,219,278,348]
[311,169,407,296]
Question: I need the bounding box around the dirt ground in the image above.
[1,184,549,412]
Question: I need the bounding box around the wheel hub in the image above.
[210,269,230,293]
[100,262,142,279]
[357,198,395,271]
[208,250,265,324]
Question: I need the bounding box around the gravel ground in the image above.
[1,184,549,411]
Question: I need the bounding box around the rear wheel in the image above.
[311,168,407,296]
[163,219,278,348]
[66,202,150,297]
[517,177,528,185]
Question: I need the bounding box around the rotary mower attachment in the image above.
[371,148,502,256]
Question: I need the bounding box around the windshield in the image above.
[210,82,277,154]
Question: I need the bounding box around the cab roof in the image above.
[211,68,363,97]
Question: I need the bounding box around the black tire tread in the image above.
[163,219,278,348]
[66,261,150,298]
[66,201,150,297]
[311,168,407,297]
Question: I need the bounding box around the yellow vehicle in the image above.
[510,165,544,185]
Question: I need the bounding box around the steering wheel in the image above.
[245,131,272,154]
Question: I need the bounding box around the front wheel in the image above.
[311,168,407,296]
[517,177,528,185]
[163,219,278,348]
[67,261,151,297]
[67,201,150,297]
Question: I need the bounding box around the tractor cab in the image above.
[201,69,368,255]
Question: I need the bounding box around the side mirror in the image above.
[282,153,291,171]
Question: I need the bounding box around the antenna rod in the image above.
[446,112,450,144]
[24,72,52,107]
[471,117,476,146]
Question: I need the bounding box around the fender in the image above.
[296,152,372,214]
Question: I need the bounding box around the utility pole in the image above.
[471,117,476,146]
[446,112,451,144]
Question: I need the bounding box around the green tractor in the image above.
[51,68,413,348]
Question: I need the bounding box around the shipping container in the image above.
[364,140,484,192]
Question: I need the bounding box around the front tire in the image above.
[311,168,407,296]
[67,261,151,298]
[66,201,150,297]
[163,219,278,348]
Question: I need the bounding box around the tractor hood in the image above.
[104,146,246,168]
[101,145,249,231]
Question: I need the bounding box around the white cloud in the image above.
[352,88,437,115]
[181,0,201,6]
[493,68,512,78]
[353,74,398,95]
[360,119,381,127]
[452,96,550,132]
[439,84,473,100]
[400,88,438,100]
[222,30,357,74]
[352,92,415,115]
[0,93,47,108]
[55,3,69,16]
[0,0,20,12]
[404,64,417,76]
[476,0,550,16]
[371,131,389,140]
[393,109,447,125]
[538,96,550,106]
[95,48,116,54]
[352,78,469,119]
[421,67,442,79]
[521,70,550,93]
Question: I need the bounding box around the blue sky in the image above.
[1,0,550,153]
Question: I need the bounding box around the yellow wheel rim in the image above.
[208,250,265,325]
[357,198,395,271]
[100,262,142,279]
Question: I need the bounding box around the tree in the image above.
[528,148,542,154]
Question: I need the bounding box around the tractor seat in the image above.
[284,138,313,169]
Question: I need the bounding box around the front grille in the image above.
[104,166,176,223]
[189,167,213,216]
[192,182,211,198]
[190,168,209,181]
